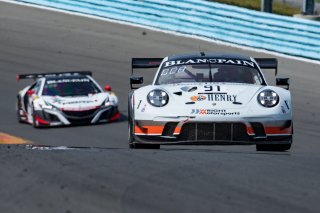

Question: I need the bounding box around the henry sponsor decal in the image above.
[198,93,237,102]
[191,109,240,116]
[207,93,237,102]
[190,95,206,101]
[164,58,256,68]
[199,86,237,102]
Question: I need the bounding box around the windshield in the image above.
[155,64,264,85]
[42,77,101,97]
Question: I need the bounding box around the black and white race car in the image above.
[16,71,120,128]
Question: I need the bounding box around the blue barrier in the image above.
[14,0,320,60]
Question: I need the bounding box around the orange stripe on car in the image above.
[134,125,164,135]
[246,127,254,135]
[265,127,292,135]
[173,127,182,134]
[247,126,292,135]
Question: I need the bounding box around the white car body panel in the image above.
[129,53,293,147]
[134,84,291,121]
[17,72,119,127]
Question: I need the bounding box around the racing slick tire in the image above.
[128,122,134,149]
[256,143,291,152]
[128,95,135,149]
[128,118,160,149]
[31,106,40,128]
[133,143,160,149]
[128,94,160,149]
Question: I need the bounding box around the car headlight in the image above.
[39,100,52,110]
[257,90,279,108]
[147,89,169,107]
[43,101,59,110]
[102,97,111,106]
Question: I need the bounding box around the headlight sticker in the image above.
[284,100,290,110]
[141,104,147,112]
[137,100,142,109]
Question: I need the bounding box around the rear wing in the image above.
[16,71,92,81]
[255,58,290,89]
[255,58,278,75]
[130,58,163,89]
[131,58,163,74]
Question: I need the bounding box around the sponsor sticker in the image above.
[190,95,206,101]
[47,78,90,84]
[59,100,94,105]
[191,109,240,116]
[141,104,147,112]
[161,66,187,76]
[198,93,237,102]
[137,100,142,109]
[164,58,256,68]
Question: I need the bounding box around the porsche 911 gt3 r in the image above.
[128,52,293,151]
[17,71,120,128]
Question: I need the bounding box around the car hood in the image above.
[42,93,108,110]
[133,83,291,120]
[160,83,263,109]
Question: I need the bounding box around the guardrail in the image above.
[14,0,320,60]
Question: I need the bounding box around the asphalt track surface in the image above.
[1,2,320,213]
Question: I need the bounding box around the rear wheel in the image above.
[256,143,291,152]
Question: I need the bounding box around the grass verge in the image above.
[208,0,301,16]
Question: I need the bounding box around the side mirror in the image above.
[130,76,143,89]
[27,90,35,96]
[104,85,112,91]
[276,78,290,90]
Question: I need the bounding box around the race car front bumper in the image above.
[34,106,119,126]
[132,118,293,145]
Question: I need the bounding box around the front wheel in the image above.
[128,122,134,149]
[31,107,40,128]
[132,143,160,149]
[128,122,160,149]
[256,143,291,152]
[16,98,23,123]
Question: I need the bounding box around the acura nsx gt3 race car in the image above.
[128,52,293,151]
[17,71,119,128]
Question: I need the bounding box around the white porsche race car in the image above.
[17,71,120,128]
[128,52,293,151]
